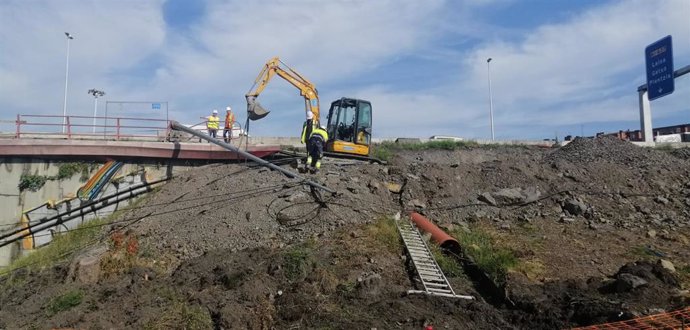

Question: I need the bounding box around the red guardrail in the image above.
[11,114,171,141]
[572,306,690,330]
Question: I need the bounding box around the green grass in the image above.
[628,245,658,260]
[282,243,314,281]
[365,216,401,252]
[145,286,212,329]
[2,195,150,277]
[430,245,464,278]
[451,228,517,285]
[2,218,109,275]
[46,290,83,316]
[336,280,357,295]
[370,140,496,161]
[678,264,690,289]
[654,143,674,151]
[370,145,394,161]
[144,302,213,330]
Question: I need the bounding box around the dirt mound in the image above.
[506,260,684,329]
[2,145,689,329]
[545,136,681,168]
[670,148,690,160]
[126,161,396,269]
[169,231,510,330]
[0,223,511,329]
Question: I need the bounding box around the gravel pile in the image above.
[545,136,682,168]
[670,148,690,160]
[126,161,395,268]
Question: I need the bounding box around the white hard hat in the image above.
[226,106,232,111]
[212,109,218,114]
[306,111,314,120]
[320,125,327,130]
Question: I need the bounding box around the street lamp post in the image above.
[486,57,495,141]
[88,89,106,134]
[62,32,74,134]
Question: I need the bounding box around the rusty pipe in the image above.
[409,212,460,253]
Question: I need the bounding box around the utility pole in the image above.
[62,32,74,133]
[88,89,106,134]
[487,58,495,141]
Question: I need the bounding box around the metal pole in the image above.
[92,97,98,134]
[487,58,495,141]
[636,64,689,145]
[62,32,73,134]
[88,89,105,134]
[170,121,336,195]
[104,101,109,138]
[638,89,653,144]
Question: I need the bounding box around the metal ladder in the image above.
[396,217,474,300]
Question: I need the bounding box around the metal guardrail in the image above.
[1,115,246,144]
[8,114,171,141]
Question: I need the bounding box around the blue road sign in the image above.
[645,35,674,101]
[152,103,161,110]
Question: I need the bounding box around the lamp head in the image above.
[65,32,73,39]
[487,58,492,63]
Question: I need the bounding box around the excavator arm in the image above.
[245,57,320,122]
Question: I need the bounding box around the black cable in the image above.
[0,177,307,277]
[0,179,306,249]
[23,181,296,241]
[0,209,156,278]
[0,179,169,240]
[0,177,293,233]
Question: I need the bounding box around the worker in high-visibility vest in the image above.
[201,109,220,139]
[300,111,316,147]
[306,125,329,173]
[223,106,235,143]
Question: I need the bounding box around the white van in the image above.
[429,135,464,142]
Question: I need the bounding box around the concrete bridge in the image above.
[0,115,289,267]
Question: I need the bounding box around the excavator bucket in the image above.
[246,96,270,121]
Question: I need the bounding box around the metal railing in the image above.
[8,114,171,141]
[1,114,247,144]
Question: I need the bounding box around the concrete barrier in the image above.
[0,159,197,266]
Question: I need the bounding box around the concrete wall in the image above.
[0,158,200,266]
[248,136,303,148]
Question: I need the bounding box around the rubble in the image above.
[2,137,690,329]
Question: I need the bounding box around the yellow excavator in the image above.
[246,57,372,157]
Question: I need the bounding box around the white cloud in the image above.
[145,1,446,108]
[458,0,690,132]
[0,0,165,118]
[0,0,688,140]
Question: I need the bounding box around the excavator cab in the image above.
[325,98,372,156]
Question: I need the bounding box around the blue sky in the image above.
[0,0,688,140]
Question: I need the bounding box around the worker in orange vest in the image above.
[223,106,235,143]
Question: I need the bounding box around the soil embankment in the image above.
[1,137,689,329]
